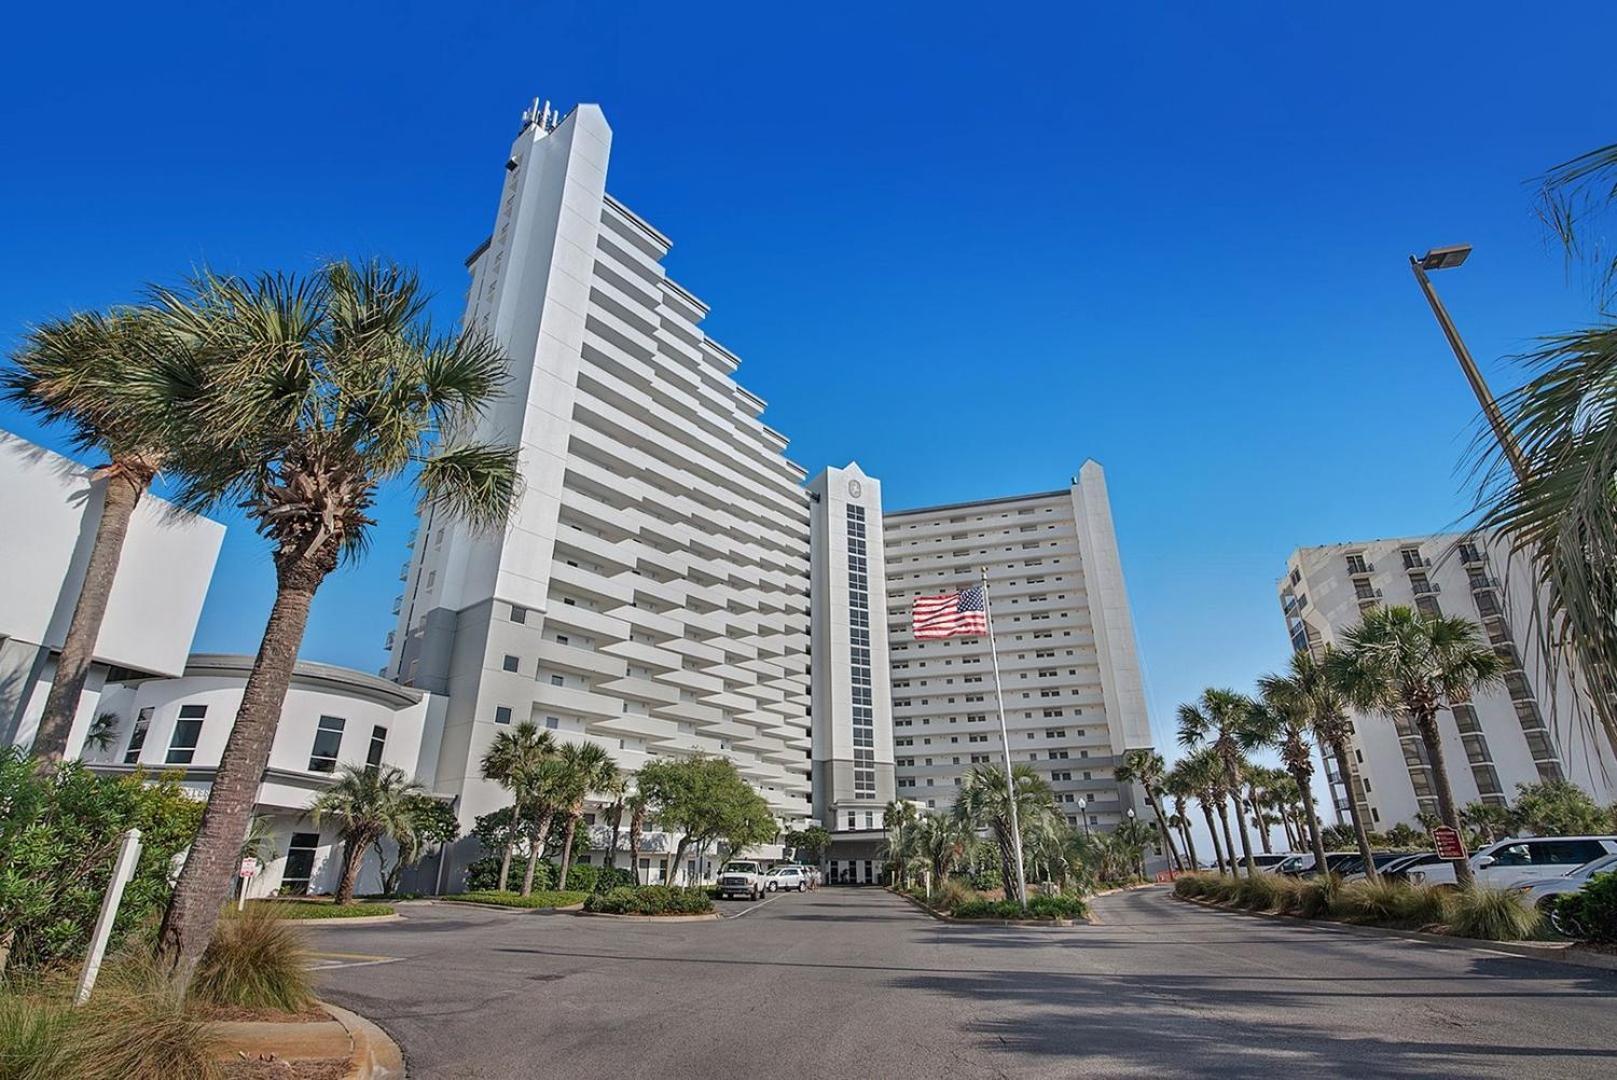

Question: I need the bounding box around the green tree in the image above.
[638,756,777,885]
[1159,760,1201,870]
[377,795,459,896]
[1251,667,1332,876]
[1178,689,1261,876]
[1510,779,1609,837]
[553,741,619,890]
[951,764,1061,903]
[783,826,831,865]
[881,800,921,887]
[1461,800,1516,845]
[907,814,969,895]
[1113,749,1183,871]
[480,721,558,892]
[600,771,629,871]
[626,789,650,884]
[1281,646,1379,878]
[151,261,520,983]
[2,310,193,766]
[1329,606,1506,887]
[1177,748,1230,873]
[309,764,426,904]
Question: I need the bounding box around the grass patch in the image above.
[243,899,395,919]
[583,886,714,915]
[191,906,314,1013]
[453,890,588,909]
[1448,886,1542,942]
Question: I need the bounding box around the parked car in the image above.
[1377,851,1447,882]
[1409,836,1617,889]
[765,865,808,892]
[1511,852,1617,920]
[717,861,768,900]
[1250,853,1300,872]
[1280,852,1361,878]
[1342,852,1424,882]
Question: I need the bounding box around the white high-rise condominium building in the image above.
[1280,532,1617,830]
[386,102,812,883]
[882,462,1153,832]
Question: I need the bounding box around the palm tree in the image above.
[1245,678,1330,877]
[1179,749,1229,872]
[554,741,618,890]
[600,772,629,871]
[1328,605,1506,887]
[951,764,1060,904]
[1113,749,1183,871]
[480,721,557,892]
[881,800,920,888]
[1281,646,1379,879]
[151,261,519,983]
[909,814,969,895]
[1178,689,1260,876]
[3,310,193,766]
[309,764,425,905]
[626,789,649,884]
[517,757,569,896]
[1160,761,1201,870]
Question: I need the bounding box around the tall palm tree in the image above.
[1178,689,1260,876]
[1328,606,1506,887]
[3,310,194,766]
[951,764,1060,904]
[1247,676,1331,877]
[517,757,570,896]
[1179,749,1229,872]
[1113,748,1183,871]
[909,814,969,895]
[1282,646,1379,878]
[309,764,425,905]
[554,741,618,890]
[626,789,649,884]
[1160,761,1201,870]
[151,262,519,983]
[600,772,629,871]
[481,721,557,892]
[881,799,920,887]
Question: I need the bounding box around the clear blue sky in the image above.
[4,3,1614,810]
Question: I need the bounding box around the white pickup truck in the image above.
[716,860,767,900]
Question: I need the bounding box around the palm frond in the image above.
[417,441,521,532]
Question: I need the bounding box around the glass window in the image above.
[1490,843,1532,867]
[307,715,346,773]
[165,705,206,765]
[124,707,153,764]
[495,706,512,725]
[366,725,388,771]
[502,655,520,673]
[511,605,527,624]
[281,832,321,895]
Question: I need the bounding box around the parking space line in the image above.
[722,893,786,919]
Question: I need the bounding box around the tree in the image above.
[600,772,629,871]
[553,741,619,890]
[1510,779,1609,837]
[1113,749,1183,871]
[626,789,649,884]
[638,756,776,886]
[881,800,920,887]
[1251,667,1331,877]
[309,765,425,905]
[951,764,1061,903]
[376,795,459,896]
[1280,646,1380,880]
[783,826,831,866]
[152,261,519,983]
[1329,605,1506,887]
[480,721,558,892]
[1178,689,1260,875]
[1461,800,1515,846]
[1160,760,1201,870]
[2,310,194,766]
[907,814,969,895]
[1178,749,1229,873]
[515,758,570,896]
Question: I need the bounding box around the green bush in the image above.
[455,890,588,909]
[244,899,395,919]
[1294,876,1340,919]
[1447,886,1542,941]
[591,866,636,893]
[557,863,597,892]
[1551,869,1617,943]
[583,886,715,916]
[0,748,203,973]
[1173,872,1219,899]
[191,906,313,1013]
[931,878,976,913]
[1232,873,1285,911]
[1332,880,1447,929]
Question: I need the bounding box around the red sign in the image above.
[239,857,260,878]
[1433,826,1467,861]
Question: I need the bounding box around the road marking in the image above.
[722,893,786,919]
[308,951,404,971]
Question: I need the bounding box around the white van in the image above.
[1409,836,1617,888]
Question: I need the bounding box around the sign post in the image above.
[76,828,142,1005]
[1433,825,1467,862]
[238,857,261,911]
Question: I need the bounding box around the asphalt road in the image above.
[309,886,1617,1079]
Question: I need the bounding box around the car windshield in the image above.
[722,863,757,873]
[1570,853,1617,878]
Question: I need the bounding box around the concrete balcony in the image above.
[533,683,621,721]
[534,639,628,680]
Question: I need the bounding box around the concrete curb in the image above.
[572,910,721,921]
[290,913,403,927]
[428,899,585,914]
[1173,894,1617,974]
[321,1001,406,1080]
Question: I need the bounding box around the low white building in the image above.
[86,654,448,898]
[0,430,224,755]
[1280,532,1617,830]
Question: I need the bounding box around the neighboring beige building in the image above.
[882,462,1154,833]
[1280,532,1617,830]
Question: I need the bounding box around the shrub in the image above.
[1173,872,1218,899]
[0,992,75,1078]
[190,907,313,1013]
[1294,876,1340,919]
[583,886,714,916]
[455,890,588,909]
[558,863,597,893]
[245,899,395,919]
[931,878,976,913]
[1232,873,1284,911]
[1332,880,1448,929]
[1447,886,1542,942]
[1025,894,1089,920]
[591,866,636,893]
[967,863,1001,892]
[1551,869,1617,943]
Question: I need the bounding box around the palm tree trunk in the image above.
[604,801,623,870]
[155,569,321,988]
[1200,803,1225,873]
[1226,769,1258,876]
[1414,711,1474,888]
[1249,790,1273,855]
[522,811,554,896]
[1178,819,1198,870]
[1332,741,1379,882]
[669,835,691,887]
[1294,767,1330,878]
[1146,794,1183,871]
[498,837,515,893]
[335,834,367,905]
[557,813,579,889]
[628,808,643,884]
[31,466,150,766]
[1215,801,1239,876]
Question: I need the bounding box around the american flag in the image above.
[911,586,988,640]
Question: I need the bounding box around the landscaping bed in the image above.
[583,885,715,916]
[897,882,1090,923]
[243,899,396,919]
[449,890,589,909]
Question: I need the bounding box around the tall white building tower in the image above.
[386,102,813,882]
[882,462,1154,832]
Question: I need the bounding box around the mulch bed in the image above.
[219,1058,350,1079]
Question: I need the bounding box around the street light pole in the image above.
[1408,245,1530,483]
[1077,798,1090,838]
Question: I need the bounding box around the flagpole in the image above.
[981,567,1028,909]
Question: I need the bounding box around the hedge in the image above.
[454,890,589,909]
[951,895,1089,921]
[583,886,715,916]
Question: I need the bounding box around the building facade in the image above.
[384,103,813,884]
[882,462,1154,832]
[0,431,224,755]
[1279,532,1617,830]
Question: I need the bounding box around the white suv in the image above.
[717,861,767,900]
[1409,836,1617,889]
[765,866,808,893]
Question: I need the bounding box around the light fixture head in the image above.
[1418,244,1472,271]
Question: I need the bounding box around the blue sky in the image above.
[4,3,1614,812]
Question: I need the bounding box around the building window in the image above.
[494,706,513,725]
[124,706,153,764]
[281,832,322,896]
[502,654,520,673]
[366,725,388,771]
[165,705,206,765]
[511,605,527,624]
[308,715,346,773]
